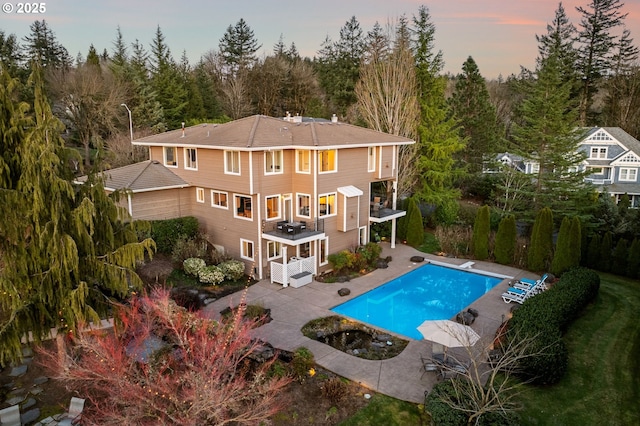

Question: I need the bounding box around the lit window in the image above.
[211,190,228,209]
[185,148,197,170]
[318,193,336,217]
[196,187,205,203]
[164,147,177,167]
[297,193,310,217]
[266,195,280,219]
[619,168,637,182]
[234,195,252,220]
[225,150,241,174]
[296,150,310,173]
[319,149,337,173]
[241,239,254,260]
[368,146,376,172]
[265,150,283,174]
[267,241,281,259]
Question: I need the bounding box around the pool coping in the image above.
[201,242,539,404]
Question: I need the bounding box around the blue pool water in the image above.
[330,263,502,340]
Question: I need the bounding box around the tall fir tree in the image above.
[218,18,261,76]
[528,207,554,272]
[22,20,71,71]
[0,64,154,364]
[551,216,573,276]
[449,56,504,174]
[569,216,582,268]
[575,0,628,125]
[494,215,517,265]
[471,205,491,260]
[411,5,465,224]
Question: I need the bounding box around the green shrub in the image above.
[183,257,206,277]
[586,234,601,267]
[494,215,516,265]
[198,265,225,285]
[148,216,200,254]
[406,198,425,248]
[612,238,629,273]
[218,260,246,281]
[435,198,459,226]
[527,207,553,272]
[291,347,315,381]
[396,198,409,240]
[424,381,467,426]
[357,242,382,267]
[472,205,490,260]
[327,250,357,274]
[171,234,208,264]
[551,216,573,276]
[627,238,640,278]
[599,231,612,272]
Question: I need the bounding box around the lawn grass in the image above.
[338,393,425,425]
[519,273,640,425]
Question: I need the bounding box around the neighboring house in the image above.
[107,114,414,285]
[578,127,640,207]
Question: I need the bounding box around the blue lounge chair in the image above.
[501,290,527,304]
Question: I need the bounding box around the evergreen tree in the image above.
[219,18,261,76]
[627,238,640,278]
[494,215,517,265]
[396,198,409,241]
[22,20,71,70]
[551,216,573,276]
[364,21,389,62]
[611,238,628,274]
[472,205,491,260]
[0,30,25,78]
[405,197,424,248]
[575,0,628,125]
[569,216,582,268]
[0,64,155,364]
[86,44,100,67]
[412,5,465,224]
[111,26,128,68]
[130,39,166,132]
[449,56,504,174]
[528,207,554,272]
[617,193,630,218]
[586,234,601,269]
[599,231,613,272]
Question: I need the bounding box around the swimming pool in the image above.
[330,263,502,340]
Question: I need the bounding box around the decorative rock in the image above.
[203,298,217,305]
[33,376,49,385]
[337,275,350,283]
[375,334,392,342]
[9,365,27,377]
[21,408,40,425]
[467,308,479,318]
[30,387,43,395]
[337,288,351,297]
[456,311,475,325]
[410,256,425,263]
[6,395,25,405]
[21,397,36,409]
[376,259,389,269]
[21,347,33,357]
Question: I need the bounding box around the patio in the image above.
[202,242,536,403]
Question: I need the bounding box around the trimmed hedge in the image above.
[507,267,600,384]
[147,216,200,254]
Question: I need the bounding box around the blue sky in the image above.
[2,0,638,78]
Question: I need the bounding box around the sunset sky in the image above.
[2,0,639,78]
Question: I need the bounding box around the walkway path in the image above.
[202,243,536,404]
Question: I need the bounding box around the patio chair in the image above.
[501,289,528,304]
[420,354,439,378]
[57,397,85,426]
[0,404,21,426]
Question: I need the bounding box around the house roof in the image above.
[77,160,189,192]
[598,182,640,195]
[133,115,415,151]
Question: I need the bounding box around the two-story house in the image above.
[578,127,640,207]
[100,114,413,285]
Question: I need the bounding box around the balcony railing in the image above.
[263,218,324,240]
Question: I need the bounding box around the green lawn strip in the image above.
[519,274,640,425]
[338,394,424,426]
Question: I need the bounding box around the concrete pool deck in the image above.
[202,242,540,404]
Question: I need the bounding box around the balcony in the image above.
[262,219,325,242]
[369,197,406,222]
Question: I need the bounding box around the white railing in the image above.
[585,178,613,184]
[270,256,316,287]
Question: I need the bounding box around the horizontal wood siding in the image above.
[379,146,395,179]
[131,188,189,220]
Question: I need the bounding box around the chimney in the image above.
[331,114,338,123]
[181,122,185,138]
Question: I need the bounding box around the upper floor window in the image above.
[234,194,252,220]
[196,187,205,203]
[164,147,177,167]
[185,148,197,170]
[296,150,311,173]
[266,195,280,219]
[619,152,639,163]
[619,168,637,182]
[590,130,612,141]
[590,147,607,159]
[265,150,283,174]
[319,149,337,173]
[318,192,336,217]
[297,193,310,217]
[368,146,376,172]
[225,150,241,175]
[211,190,228,209]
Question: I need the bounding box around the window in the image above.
[267,241,281,260]
[185,148,197,170]
[265,150,283,174]
[359,226,367,246]
[240,239,254,261]
[211,190,228,209]
[266,195,280,219]
[590,130,612,141]
[620,152,639,163]
[368,146,376,172]
[164,147,177,167]
[319,149,337,173]
[319,238,328,266]
[590,147,607,159]
[196,187,205,203]
[225,150,241,174]
[234,195,252,219]
[297,193,310,217]
[619,168,637,182]
[589,167,603,175]
[530,163,540,174]
[296,150,310,173]
[299,242,310,258]
[318,192,336,217]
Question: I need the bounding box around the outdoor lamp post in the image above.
[121,103,133,142]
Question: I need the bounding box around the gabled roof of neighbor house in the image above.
[132,115,415,150]
[76,160,189,193]
[583,127,640,155]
